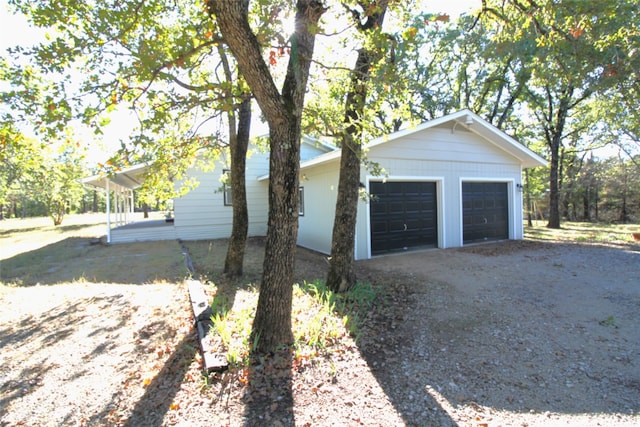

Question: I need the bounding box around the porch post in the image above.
[115,189,120,226]
[106,179,111,244]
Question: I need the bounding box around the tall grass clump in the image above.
[209,288,257,367]
[293,280,377,356]
[207,280,378,365]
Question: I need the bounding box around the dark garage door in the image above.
[462,182,509,244]
[370,181,438,255]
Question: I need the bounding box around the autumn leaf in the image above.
[238,367,249,384]
[404,27,417,39]
[570,27,584,38]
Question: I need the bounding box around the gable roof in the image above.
[301,135,336,154]
[298,109,547,171]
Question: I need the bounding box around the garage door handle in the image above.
[403,224,407,231]
[483,217,488,224]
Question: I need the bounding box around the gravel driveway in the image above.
[356,240,640,426]
[1,238,638,426]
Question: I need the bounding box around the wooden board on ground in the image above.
[187,279,228,372]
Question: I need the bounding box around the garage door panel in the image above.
[462,182,508,244]
[370,181,438,255]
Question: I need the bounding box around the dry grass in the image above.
[525,220,639,246]
[0,213,186,286]
[2,215,638,426]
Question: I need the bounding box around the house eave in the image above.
[82,163,152,191]
[298,109,547,172]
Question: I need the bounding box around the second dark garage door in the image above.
[462,182,509,244]
[370,181,438,255]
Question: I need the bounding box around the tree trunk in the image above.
[545,91,572,229]
[326,1,388,294]
[209,0,325,353]
[252,122,301,350]
[547,136,561,228]
[619,194,628,223]
[594,183,599,221]
[326,130,360,293]
[326,52,369,293]
[583,189,590,221]
[525,169,533,227]
[224,96,251,278]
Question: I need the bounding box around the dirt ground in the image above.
[356,239,640,426]
[1,238,639,426]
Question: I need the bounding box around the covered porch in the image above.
[82,164,177,244]
[109,216,176,244]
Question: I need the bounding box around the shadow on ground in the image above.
[189,238,639,426]
[0,293,135,422]
[0,237,186,286]
[118,331,198,427]
[0,222,97,237]
[186,238,458,426]
[242,349,295,426]
[354,240,640,424]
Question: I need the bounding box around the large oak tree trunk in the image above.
[326,1,388,293]
[224,96,251,278]
[209,0,325,353]
[252,122,301,350]
[326,131,360,293]
[326,50,371,293]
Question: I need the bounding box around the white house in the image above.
[83,136,334,243]
[84,110,546,258]
[170,136,334,241]
[292,109,546,260]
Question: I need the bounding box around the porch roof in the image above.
[81,163,151,192]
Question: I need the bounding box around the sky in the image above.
[0,0,482,167]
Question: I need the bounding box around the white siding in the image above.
[173,148,270,241]
[297,162,340,255]
[110,222,177,243]
[355,127,523,259]
[172,138,331,242]
[297,126,528,260]
[300,139,333,161]
[371,127,521,166]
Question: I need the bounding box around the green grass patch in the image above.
[525,220,639,244]
[206,280,378,368]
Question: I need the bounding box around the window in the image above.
[223,169,232,206]
[299,187,304,216]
